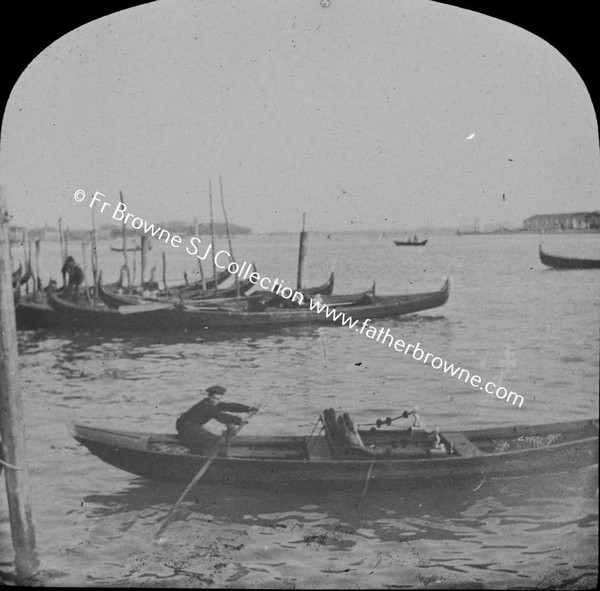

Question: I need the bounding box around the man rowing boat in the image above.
[176,385,257,454]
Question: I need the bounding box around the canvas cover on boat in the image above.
[322,408,374,456]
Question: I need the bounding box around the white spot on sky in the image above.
[466,133,475,140]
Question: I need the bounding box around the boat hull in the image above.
[71,419,598,485]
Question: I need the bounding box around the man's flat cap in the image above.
[206,385,226,395]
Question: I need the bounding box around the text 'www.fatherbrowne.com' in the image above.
[307,297,525,407]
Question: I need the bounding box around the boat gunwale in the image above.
[70,419,599,465]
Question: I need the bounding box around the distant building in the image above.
[28,227,61,241]
[523,211,600,231]
[9,226,26,243]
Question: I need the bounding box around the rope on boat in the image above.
[0,457,22,470]
[356,449,376,515]
[306,419,325,457]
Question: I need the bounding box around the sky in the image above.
[1,0,599,233]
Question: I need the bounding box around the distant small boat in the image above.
[111,246,141,252]
[539,245,600,270]
[394,239,428,247]
[111,243,153,252]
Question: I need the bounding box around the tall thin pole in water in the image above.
[64,226,69,261]
[34,240,41,294]
[118,191,130,287]
[161,251,168,292]
[140,235,149,285]
[194,216,206,290]
[26,234,32,294]
[209,179,218,296]
[81,241,91,304]
[297,213,308,290]
[0,195,39,580]
[58,218,66,287]
[90,209,99,299]
[21,230,27,281]
[219,176,239,297]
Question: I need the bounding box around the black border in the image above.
[0,2,595,139]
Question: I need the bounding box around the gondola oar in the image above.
[155,409,258,538]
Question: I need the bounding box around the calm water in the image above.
[2,232,598,587]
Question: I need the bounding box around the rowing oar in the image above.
[155,410,258,538]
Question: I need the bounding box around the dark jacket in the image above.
[178,397,250,427]
[62,261,84,288]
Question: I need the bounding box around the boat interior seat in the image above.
[441,432,485,457]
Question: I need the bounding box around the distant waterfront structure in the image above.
[8,226,26,243]
[523,211,600,231]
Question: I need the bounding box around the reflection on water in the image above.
[67,466,598,587]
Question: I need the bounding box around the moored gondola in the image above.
[45,277,449,331]
[97,269,258,309]
[539,244,600,270]
[301,271,335,296]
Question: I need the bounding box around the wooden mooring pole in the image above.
[140,235,148,285]
[0,196,39,579]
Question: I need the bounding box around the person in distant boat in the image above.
[141,265,159,295]
[176,385,257,454]
[61,256,84,291]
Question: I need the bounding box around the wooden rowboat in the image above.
[539,244,600,269]
[71,417,598,485]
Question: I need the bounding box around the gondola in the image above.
[300,271,335,296]
[99,269,334,309]
[48,278,449,331]
[11,264,22,285]
[539,244,600,270]
[111,265,233,294]
[393,239,428,246]
[70,414,598,485]
[19,264,34,285]
[156,267,234,294]
[15,293,60,329]
[15,287,69,329]
[165,277,449,328]
[97,270,258,309]
[46,290,172,330]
